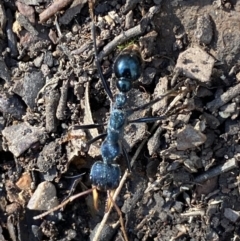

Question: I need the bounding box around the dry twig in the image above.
[97,6,161,61]
[39,0,73,23]
[33,188,95,219]
[207,82,240,112]
[194,157,238,183]
[92,122,160,241]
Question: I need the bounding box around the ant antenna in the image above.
[88,0,113,101]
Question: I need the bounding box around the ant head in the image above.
[114,45,142,93]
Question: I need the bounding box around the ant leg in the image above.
[62,173,85,202]
[127,82,183,114]
[86,133,107,146]
[122,145,131,171]
[88,0,113,101]
[70,123,106,130]
[82,133,107,152]
[128,116,165,124]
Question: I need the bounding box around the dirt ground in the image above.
[0,0,240,240]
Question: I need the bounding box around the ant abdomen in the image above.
[90,161,121,190]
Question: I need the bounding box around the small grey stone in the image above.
[175,46,214,83]
[12,70,45,109]
[142,67,156,85]
[0,57,10,82]
[2,122,45,157]
[0,93,26,119]
[27,181,59,211]
[176,124,207,151]
[195,14,213,45]
[224,208,240,222]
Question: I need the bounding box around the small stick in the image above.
[97,6,160,61]
[194,158,238,183]
[33,188,95,220]
[45,88,60,133]
[98,23,146,62]
[6,9,18,57]
[39,0,73,23]
[108,192,129,241]
[180,210,205,217]
[92,171,129,241]
[56,79,69,120]
[170,68,181,86]
[207,82,240,112]
[228,181,240,189]
[54,16,62,38]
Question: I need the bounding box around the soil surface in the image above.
[0,0,240,241]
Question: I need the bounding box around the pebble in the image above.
[224,119,240,135]
[17,0,42,5]
[16,1,35,24]
[15,172,32,190]
[201,112,220,129]
[2,122,45,157]
[125,10,134,29]
[12,70,45,109]
[0,93,26,119]
[16,12,38,35]
[224,208,240,222]
[0,57,11,82]
[195,14,213,45]
[142,67,156,85]
[59,0,87,25]
[90,224,115,241]
[176,124,207,151]
[6,203,21,214]
[153,0,162,5]
[151,76,168,115]
[175,46,214,83]
[27,181,59,211]
[6,9,18,57]
[219,102,237,118]
[123,0,141,14]
[147,126,163,155]
[44,51,54,67]
[171,201,183,213]
[33,53,44,67]
[0,1,6,30]
[0,226,6,241]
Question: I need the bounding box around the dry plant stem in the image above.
[180,210,205,217]
[162,87,188,116]
[56,79,69,120]
[39,0,73,23]
[170,68,181,86]
[45,89,60,132]
[108,192,129,241]
[92,171,129,241]
[98,23,146,62]
[84,81,99,138]
[92,122,159,241]
[54,16,62,38]
[207,82,240,112]
[33,188,95,220]
[97,5,160,61]
[194,157,238,183]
